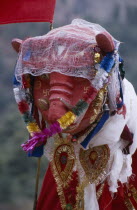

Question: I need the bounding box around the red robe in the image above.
[36,149,137,210]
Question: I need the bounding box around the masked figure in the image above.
[12,19,137,210]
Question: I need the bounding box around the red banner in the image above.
[0,0,56,24]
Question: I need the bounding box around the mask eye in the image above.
[37,98,49,111]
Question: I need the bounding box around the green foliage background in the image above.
[0,1,137,209]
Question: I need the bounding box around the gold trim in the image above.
[75,178,89,210]
[51,135,76,209]
[54,143,75,187]
[124,197,135,210]
[124,184,137,210]
[90,87,107,124]
[79,145,110,185]
[96,183,105,200]
[130,185,137,203]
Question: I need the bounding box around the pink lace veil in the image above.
[15,19,119,84]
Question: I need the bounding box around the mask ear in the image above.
[11,38,22,53]
[96,31,115,53]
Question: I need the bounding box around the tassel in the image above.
[28,145,44,157]
[13,75,20,86]
[21,121,62,153]
[100,52,115,73]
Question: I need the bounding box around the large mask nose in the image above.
[48,72,74,123]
